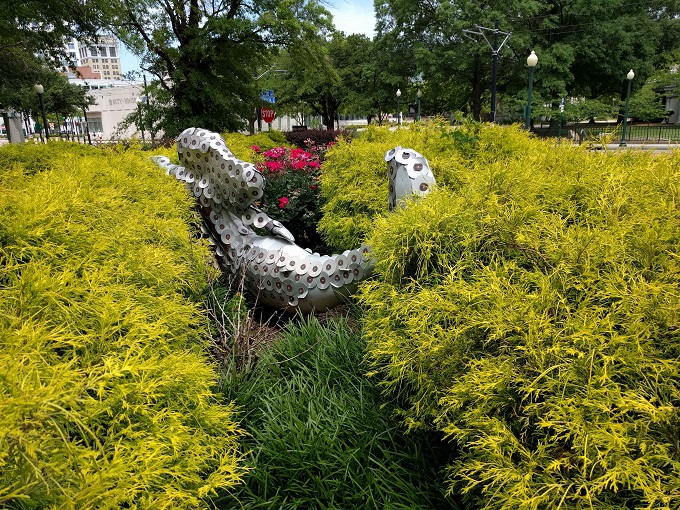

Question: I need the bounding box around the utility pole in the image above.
[464,19,511,123]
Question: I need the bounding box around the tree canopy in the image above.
[0,0,105,111]
[374,0,680,120]
[106,0,334,136]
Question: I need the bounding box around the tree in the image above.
[0,66,93,138]
[0,0,106,110]
[106,0,334,136]
[274,32,379,130]
[374,0,680,121]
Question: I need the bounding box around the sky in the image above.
[118,0,376,75]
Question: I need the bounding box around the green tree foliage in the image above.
[0,0,106,110]
[374,0,680,119]
[321,122,680,508]
[105,0,333,136]
[0,143,245,507]
[628,82,667,122]
[276,32,377,129]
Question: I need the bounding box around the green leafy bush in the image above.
[284,128,350,148]
[355,125,680,509]
[218,316,459,509]
[0,143,245,508]
[254,144,327,252]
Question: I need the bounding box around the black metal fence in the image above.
[532,124,680,144]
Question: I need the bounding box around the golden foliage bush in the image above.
[351,124,680,508]
[222,131,289,162]
[319,120,486,249]
[0,143,245,508]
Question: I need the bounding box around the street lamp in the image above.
[416,89,422,122]
[525,51,538,130]
[82,81,92,145]
[620,69,635,147]
[33,84,49,142]
[136,97,146,144]
[396,88,401,125]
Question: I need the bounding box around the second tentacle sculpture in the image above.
[154,127,436,313]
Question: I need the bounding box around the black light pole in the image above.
[82,81,92,145]
[525,51,538,130]
[620,69,634,147]
[82,105,92,145]
[416,89,422,121]
[136,97,146,144]
[33,84,49,141]
[396,88,402,125]
[490,19,499,123]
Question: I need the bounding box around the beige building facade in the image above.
[67,35,123,81]
[69,78,146,140]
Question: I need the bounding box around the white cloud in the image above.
[327,0,376,38]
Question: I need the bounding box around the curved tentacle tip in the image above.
[268,220,296,243]
[151,155,171,167]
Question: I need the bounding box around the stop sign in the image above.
[261,107,275,123]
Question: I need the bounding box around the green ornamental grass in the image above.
[0,142,245,509]
[218,316,459,510]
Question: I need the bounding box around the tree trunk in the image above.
[470,62,482,121]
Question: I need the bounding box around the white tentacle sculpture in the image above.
[153,127,436,313]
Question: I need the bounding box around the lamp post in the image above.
[416,89,422,122]
[82,81,92,145]
[136,97,146,144]
[525,51,538,130]
[396,88,401,125]
[33,84,49,142]
[620,69,634,147]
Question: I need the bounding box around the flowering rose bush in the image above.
[253,142,328,252]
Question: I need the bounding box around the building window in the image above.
[89,46,97,56]
[68,42,75,49]
[109,47,117,57]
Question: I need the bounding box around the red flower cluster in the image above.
[254,140,333,252]
[258,146,321,174]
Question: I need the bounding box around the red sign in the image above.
[261,107,275,123]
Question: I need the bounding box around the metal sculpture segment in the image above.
[153,127,436,313]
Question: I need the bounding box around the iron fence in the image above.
[532,124,680,144]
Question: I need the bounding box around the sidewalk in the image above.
[604,142,680,152]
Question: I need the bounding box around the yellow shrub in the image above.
[319,120,472,249]
[222,131,290,162]
[357,125,680,508]
[0,143,245,508]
